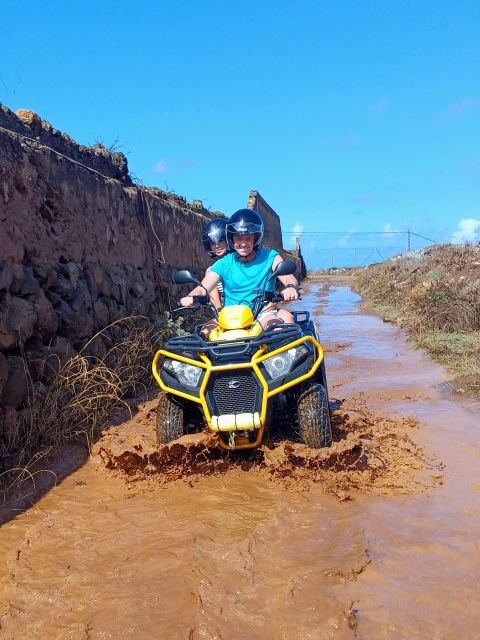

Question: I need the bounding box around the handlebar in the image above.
[176,288,300,319]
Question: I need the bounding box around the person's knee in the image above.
[200,318,218,338]
[278,309,293,323]
[261,315,284,329]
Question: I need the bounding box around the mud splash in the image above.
[95,394,442,501]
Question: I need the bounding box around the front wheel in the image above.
[156,393,185,445]
[297,382,332,448]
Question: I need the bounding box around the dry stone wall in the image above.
[0,104,304,441]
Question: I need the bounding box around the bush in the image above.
[1,313,186,491]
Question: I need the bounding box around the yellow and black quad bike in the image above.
[152,261,332,451]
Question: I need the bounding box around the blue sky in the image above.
[1,0,480,267]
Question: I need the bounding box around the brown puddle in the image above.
[95,395,441,503]
[1,279,480,639]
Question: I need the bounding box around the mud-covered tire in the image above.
[297,382,332,448]
[156,393,185,445]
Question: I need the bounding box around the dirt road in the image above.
[1,280,479,639]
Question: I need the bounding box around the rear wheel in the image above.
[297,382,332,448]
[156,393,185,445]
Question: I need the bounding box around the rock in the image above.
[45,289,62,306]
[86,263,112,297]
[111,269,127,305]
[81,334,106,360]
[0,294,36,349]
[56,299,94,343]
[15,109,42,136]
[104,269,119,300]
[55,299,75,331]
[129,278,146,298]
[93,298,110,328]
[3,355,27,408]
[52,273,73,297]
[51,335,76,365]
[73,309,95,346]
[17,265,40,295]
[70,279,92,312]
[10,262,40,296]
[33,288,58,341]
[32,261,57,288]
[83,267,99,303]
[0,261,13,291]
[0,352,8,397]
[59,262,80,289]
[1,406,19,447]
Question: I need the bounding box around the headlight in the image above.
[263,344,309,380]
[162,359,202,388]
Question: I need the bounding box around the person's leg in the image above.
[258,310,284,330]
[200,317,218,339]
[277,308,294,323]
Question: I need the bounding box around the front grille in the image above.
[206,370,262,415]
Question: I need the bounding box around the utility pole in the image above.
[407,228,411,251]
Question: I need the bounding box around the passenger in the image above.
[182,209,299,329]
[200,218,229,311]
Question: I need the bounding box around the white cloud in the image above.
[383,223,397,238]
[287,223,305,249]
[152,160,168,174]
[451,218,480,243]
[338,227,356,247]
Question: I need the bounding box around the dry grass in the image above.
[353,243,480,398]
[1,313,185,492]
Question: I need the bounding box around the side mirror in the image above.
[172,269,199,285]
[269,259,296,281]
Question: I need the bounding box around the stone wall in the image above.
[1,104,131,185]
[0,105,304,440]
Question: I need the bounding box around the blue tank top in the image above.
[210,249,278,309]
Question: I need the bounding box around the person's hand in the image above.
[281,285,299,302]
[180,296,194,307]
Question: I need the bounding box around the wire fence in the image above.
[282,230,438,269]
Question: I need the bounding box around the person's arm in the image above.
[205,265,222,310]
[209,286,222,311]
[180,271,220,307]
[271,255,299,302]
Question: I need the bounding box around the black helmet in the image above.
[201,218,228,257]
[226,209,264,251]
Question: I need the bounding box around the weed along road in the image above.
[1,279,480,639]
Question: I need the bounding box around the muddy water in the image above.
[1,280,480,639]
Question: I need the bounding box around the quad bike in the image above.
[152,261,332,450]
